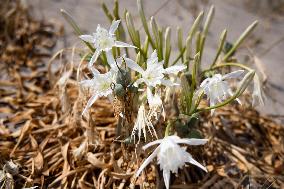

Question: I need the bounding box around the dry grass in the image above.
[0,1,283,189]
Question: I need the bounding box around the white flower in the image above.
[125,50,186,88]
[79,20,135,70]
[163,63,187,75]
[80,70,114,115]
[136,135,208,189]
[252,74,265,106]
[131,104,158,144]
[165,76,181,103]
[200,70,244,113]
[147,87,164,120]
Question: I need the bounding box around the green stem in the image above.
[172,47,186,65]
[211,29,227,68]
[137,0,155,48]
[212,62,253,71]
[60,9,95,53]
[222,21,258,62]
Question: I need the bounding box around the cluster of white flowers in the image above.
[79,21,135,116]
[78,20,260,189]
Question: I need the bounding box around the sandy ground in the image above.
[28,0,284,117]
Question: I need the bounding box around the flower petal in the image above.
[161,79,178,87]
[79,35,94,43]
[82,93,99,116]
[80,79,94,88]
[114,41,136,48]
[176,138,208,146]
[109,20,120,35]
[222,70,244,80]
[186,154,207,172]
[146,50,159,67]
[106,50,116,69]
[88,49,101,70]
[135,146,160,177]
[146,87,154,103]
[134,78,145,87]
[163,169,171,189]
[91,68,100,76]
[142,139,163,150]
[164,63,186,74]
[125,58,144,74]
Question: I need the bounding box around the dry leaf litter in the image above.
[0,1,283,189]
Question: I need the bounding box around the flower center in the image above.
[100,82,110,91]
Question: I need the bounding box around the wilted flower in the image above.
[79,20,135,70]
[80,70,114,115]
[147,87,164,120]
[200,70,244,113]
[131,104,158,143]
[136,135,208,189]
[125,50,186,88]
[252,74,265,106]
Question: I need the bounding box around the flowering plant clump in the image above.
[60,0,264,188]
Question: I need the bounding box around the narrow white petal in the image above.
[91,68,100,76]
[222,70,244,80]
[82,93,99,116]
[125,58,144,73]
[149,50,158,61]
[142,139,163,150]
[200,78,210,88]
[115,54,125,68]
[187,154,207,172]
[147,50,159,67]
[106,50,116,69]
[176,138,208,146]
[79,35,94,43]
[236,98,242,105]
[161,79,178,87]
[164,64,186,74]
[134,78,145,87]
[135,146,160,177]
[109,20,120,35]
[163,170,171,189]
[88,49,101,69]
[146,87,153,104]
[80,79,94,88]
[114,41,136,48]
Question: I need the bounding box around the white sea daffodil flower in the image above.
[125,50,186,88]
[131,104,158,144]
[80,70,114,116]
[200,70,244,114]
[147,87,165,120]
[163,63,187,75]
[136,135,208,189]
[79,20,135,70]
